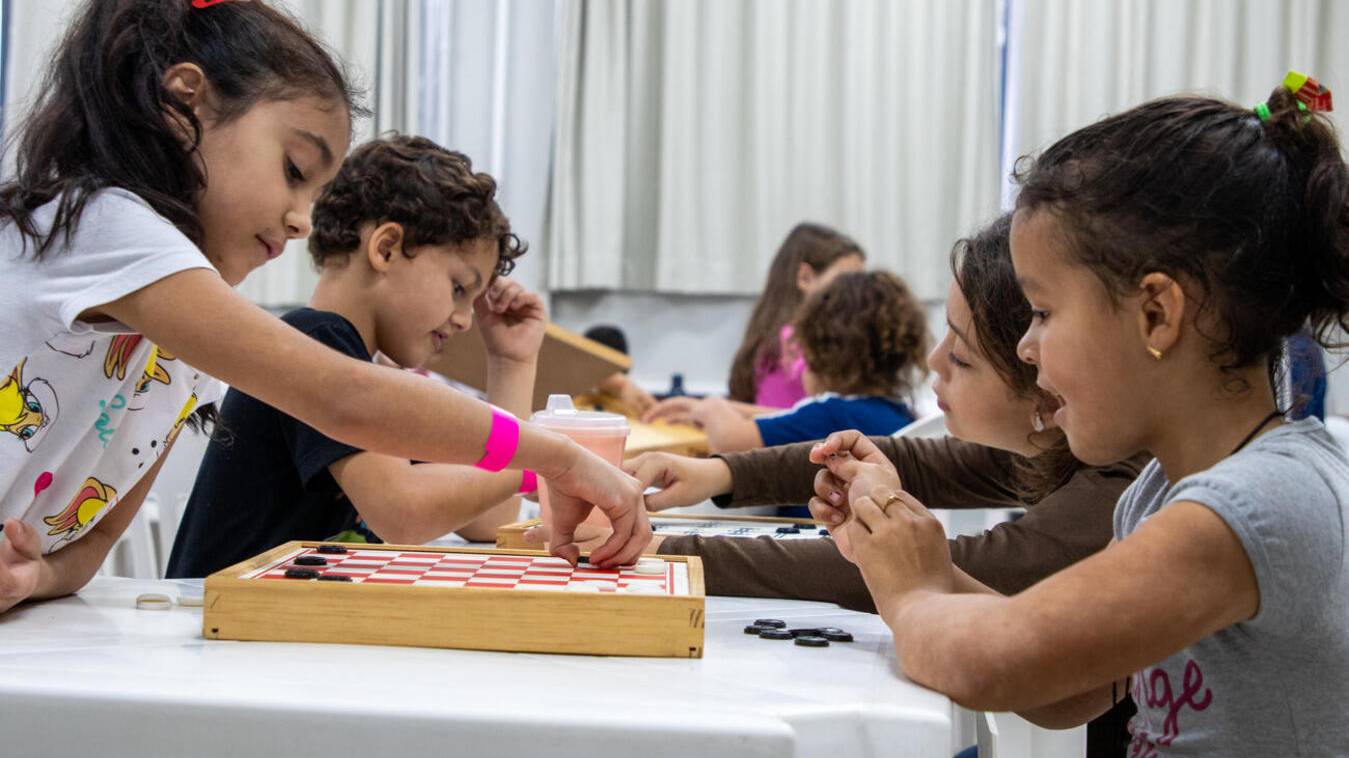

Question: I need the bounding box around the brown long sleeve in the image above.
[659,437,1147,604]
[714,435,1023,510]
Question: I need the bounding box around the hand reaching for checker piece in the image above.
[807,430,956,612]
[807,430,903,561]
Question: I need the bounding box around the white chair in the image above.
[978,711,1085,758]
[1325,415,1349,453]
[147,425,214,576]
[99,502,159,579]
[893,412,949,439]
[97,423,215,579]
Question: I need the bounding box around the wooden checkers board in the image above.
[496,513,827,550]
[203,542,705,658]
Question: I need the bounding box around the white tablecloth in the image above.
[0,576,951,758]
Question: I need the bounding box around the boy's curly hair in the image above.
[309,134,525,274]
[793,270,929,398]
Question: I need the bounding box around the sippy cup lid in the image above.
[529,394,629,432]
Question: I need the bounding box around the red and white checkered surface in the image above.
[244,547,688,595]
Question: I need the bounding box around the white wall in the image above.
[550,291,755,397]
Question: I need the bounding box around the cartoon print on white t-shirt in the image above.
[166,391,198,446]
[103,335,176,410]
[42,475,117,548]
[0,358,60,452]
[44,334,95,359]
[103,334,146,382]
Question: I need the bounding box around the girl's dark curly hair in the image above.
[953,213,1081,501]
[728,223,865,402]
[793,270,928,400]
[1014,89,1349,389]
[309,135,525,275]
[0,0,366,259]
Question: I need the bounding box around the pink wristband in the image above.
[518,470,538,494]
[475,407,520,473]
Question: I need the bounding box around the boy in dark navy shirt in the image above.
[168,136,542,577]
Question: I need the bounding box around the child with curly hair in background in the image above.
[660,270,929,455]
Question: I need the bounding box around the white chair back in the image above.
[1324,415,1349,453]
[978,712,1085,758]
[893,412,948,439]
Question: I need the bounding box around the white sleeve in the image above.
[50,190,216,330]
[0,189,216,357]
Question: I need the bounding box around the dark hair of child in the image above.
[952,213,1082,500]
[0,0,367,258]
[308,135,525,276]
[728,223,865,402]
[791,270,928,403]
[1014,88,1349,390]
[584,325,630,355]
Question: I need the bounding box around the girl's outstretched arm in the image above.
[94,269,649,566]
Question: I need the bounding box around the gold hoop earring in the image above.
[1147,346,1164,361]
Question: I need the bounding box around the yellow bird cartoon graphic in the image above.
[43,476,118,542]
[0,359,59,452]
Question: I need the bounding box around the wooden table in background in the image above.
[574,392,710,458]
[624,417,709,458]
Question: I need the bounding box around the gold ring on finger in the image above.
[880,493,903,515]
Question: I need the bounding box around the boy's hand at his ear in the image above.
[477,279,546,366]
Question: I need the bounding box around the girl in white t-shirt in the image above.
[0,0,648,615]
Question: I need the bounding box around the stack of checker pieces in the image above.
[744,618,854,647]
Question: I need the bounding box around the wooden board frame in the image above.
[496,513,822,550]
[204,541,705,658]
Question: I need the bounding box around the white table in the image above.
[0,577,952,758]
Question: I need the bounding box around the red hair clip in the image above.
[191,0,250,8]
[1284,70,1333,113]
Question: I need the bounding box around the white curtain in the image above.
[418,0,558,296]
[2,1,83,172]
[547,0,1003,299]
[1002,0,1349,203]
